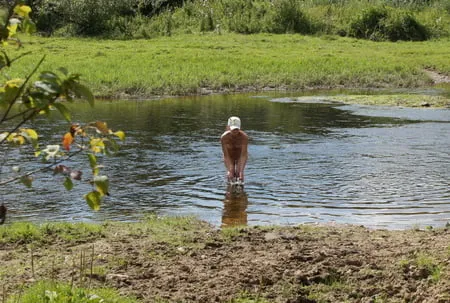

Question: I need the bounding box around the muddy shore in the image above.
[1,219,449,302]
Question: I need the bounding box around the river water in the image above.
[2,93,449,229]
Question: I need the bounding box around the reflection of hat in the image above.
[228,116,241,130]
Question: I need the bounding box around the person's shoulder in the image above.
[221,130,231,139]
[240,130,249,139]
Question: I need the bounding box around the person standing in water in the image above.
[221,116,248,183]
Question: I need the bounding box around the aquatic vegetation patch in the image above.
[325,93,450,108]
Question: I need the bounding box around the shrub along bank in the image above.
[26,0,450,41]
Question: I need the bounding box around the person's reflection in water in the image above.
[221,184,248,228]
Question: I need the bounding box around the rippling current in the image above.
[2,93,449,229]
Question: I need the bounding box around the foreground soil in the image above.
[1,219,449,303]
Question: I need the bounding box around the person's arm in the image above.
[221,134,235,180]
[237,134,248,181]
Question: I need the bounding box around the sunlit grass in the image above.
[7,281,139,303]
[5,34,450,99]
[232,292,271,303]
[0,216,211,246]
[220,225,249,241]
[0,221,104,245]
[125,213,212,247]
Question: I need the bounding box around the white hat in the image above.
[228,116,241,130]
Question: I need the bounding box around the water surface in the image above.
[2,93,449,229]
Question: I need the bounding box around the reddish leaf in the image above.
[70,170,82,180]
[70,124,79,136]
[54,164,71,175]
[62,132,73,151]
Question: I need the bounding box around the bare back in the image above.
[221,131,247,161]
[221,129,248,181]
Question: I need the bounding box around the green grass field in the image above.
[6,34,450,99]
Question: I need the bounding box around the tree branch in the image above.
[0,147,86,186]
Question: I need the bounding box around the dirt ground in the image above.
[1,220,449,303]
[424,69,450,85]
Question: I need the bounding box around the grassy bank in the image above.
[7,34,450,101]
[1,217,449,302]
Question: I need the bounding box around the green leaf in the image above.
[0,51,10,69]
[21,128,38,141]
[7,22,18,37]
[34,81,58,94]
[105,138,119,155]
[39,71,58,81]
[85,191,101,211]
[20,176,33,188]
[21,128,39,149]
[22,18,36,35]
[53,102,72,122]
[64,177,73,191]
[94,121,110,134]
[88,154,97,170]
[2,83,20,105]
[14,5,32,18]
[94,175,109,196]
[72,82,94,106]
[93,167,100,176]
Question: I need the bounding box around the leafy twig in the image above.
[0,55,46,126]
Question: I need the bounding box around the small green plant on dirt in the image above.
[124,214,213,249]
[0,222,43,244]
[416,253,442,282]
[40,222,105,243]
[220,225,249,241]
[7,280,139,303]
[109,255,129,269]
[91,265,107,277]
[232,291,271,303]
[400,253,442,283]
[372,295,389,303]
